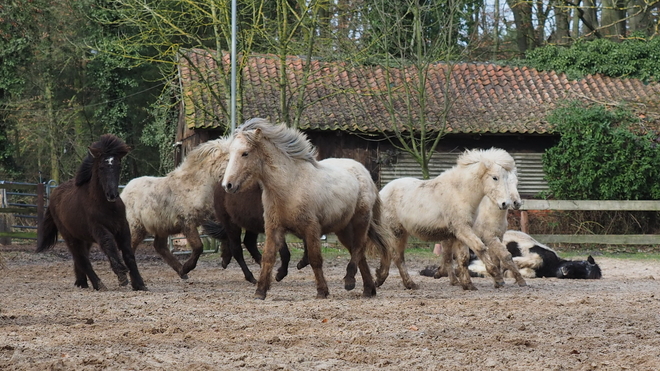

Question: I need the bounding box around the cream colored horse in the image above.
[121,137,233,279]
[439,169,528,287]
[222,118,389,300]
[375,148,515,291]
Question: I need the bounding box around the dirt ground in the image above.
[1,242,660,371]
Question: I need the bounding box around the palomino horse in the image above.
[375,148,515,291]
[121,137,235,279]
[222,118,389,299]
[37,134,146,291]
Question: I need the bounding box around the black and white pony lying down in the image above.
[421,230,602,280]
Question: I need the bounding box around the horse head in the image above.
[222,127,262,194]
[556,255,602,279]
[482,163,513,210]
[508,169,523,210]
[87,134,129,202]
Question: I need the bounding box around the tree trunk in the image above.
[601,0,627,40]
[628,0,653,36]
[553,0,571,44]
[507,0,535,54]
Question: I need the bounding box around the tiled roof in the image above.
[179,49,660,135]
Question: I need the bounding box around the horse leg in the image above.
[130,226,147,253]
[255,227,286,300]
[467,235,506,289]
[152,234,185,278]
[488,238,527,287]
[297,242,309,270]
[275,241,292,282]
[180,227,204,277]
[243,230,262,265]
[116,224,147,291]
[453,242,477,291]
[392,233,419,290]
[93,228,130,286]
[220,238,232,268]
[454,227,501,289]
[335,227,359,291]
[304,228,330,299]
[437,239,460,286]
[227,226,256,284]
[69,240,106,291]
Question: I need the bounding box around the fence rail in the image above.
[520,199,660,245]
[0,181,45,242]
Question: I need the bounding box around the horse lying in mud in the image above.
[422,230,602,280]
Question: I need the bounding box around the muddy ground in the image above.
[1,242,659,370]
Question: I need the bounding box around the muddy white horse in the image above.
[221,118,389,300]
[375,148,515,290]
[121,137,234,279]
[434,169,528,287]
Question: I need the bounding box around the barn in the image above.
[175,49,660,197]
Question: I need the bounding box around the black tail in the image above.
[201,220,227,241]
[36,208,58,252]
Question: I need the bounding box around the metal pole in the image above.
[230,0,237,133]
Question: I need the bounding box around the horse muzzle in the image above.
[222,182,239,194]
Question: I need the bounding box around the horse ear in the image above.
[587,255,595,264]
[254,128,262,140]
[88,147,101,158]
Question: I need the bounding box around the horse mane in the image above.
[238,118,318,164]
[457,147,516,172]
[75,134,130,186]
[171,136,232,179]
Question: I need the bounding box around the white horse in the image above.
[438,169,527,287]
[375,148,515,290]
[221,118,389,300]
[121,137,233,278]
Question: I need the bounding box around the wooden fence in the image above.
[520,200,660,245]
[0,181,45,242]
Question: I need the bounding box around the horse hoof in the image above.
[118,276,129,286]
[296,261,308,270]
[254,291,267,300]
[275,270,288,282]
[180,274,189,280]
[316,292,329,299]
[463,284,478,291]
[405,282,420,290]
[494,281,505,288]
[247,277,257,285]
[344,279,356,291]
[516,280,528,287]
[133,285,148,291]
[362,286,377,297]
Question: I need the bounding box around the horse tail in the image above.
[36,208,58,252]
[366,196,390,261]
[201,220,227,241]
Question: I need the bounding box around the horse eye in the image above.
[241,151,248,157]
[492,176,499,181]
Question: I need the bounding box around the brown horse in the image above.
[203,182,293,284]
[222,118,389,300]
[37,134,146,291]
